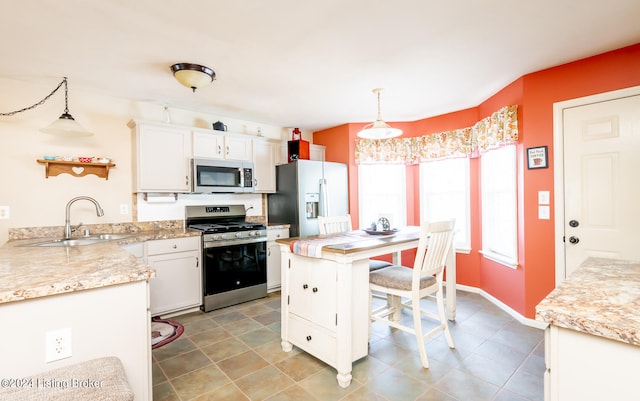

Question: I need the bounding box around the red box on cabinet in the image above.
[288,140,310,162]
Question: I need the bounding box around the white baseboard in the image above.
[453,283,548,330]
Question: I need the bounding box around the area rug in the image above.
[151,317,184,349]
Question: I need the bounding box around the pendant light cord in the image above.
[0,77,67,116]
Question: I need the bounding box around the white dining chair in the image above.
[369,219,455,369]
[317,215,391,271]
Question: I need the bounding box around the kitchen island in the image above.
[0,228,199,401]
[276,227,456,388]
[536,257,640,401]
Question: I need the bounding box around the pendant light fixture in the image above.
[170,63,216,92]
[40,77,92,137]
[0,77,93,137]
[357,88,402,139]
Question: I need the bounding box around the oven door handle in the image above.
[203,237,267,248]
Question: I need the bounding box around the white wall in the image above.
[0,77,304,244]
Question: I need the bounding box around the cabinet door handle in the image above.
[196,257,199,268]
[172,244,177,249]
[306,335,312,341]
[217,145,222,155]
[312,287,318,293]
[303,284,308,289]
[226,146,229,156]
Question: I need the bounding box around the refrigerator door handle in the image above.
[319,178,329,216]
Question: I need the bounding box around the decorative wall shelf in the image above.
[37,159,116,180]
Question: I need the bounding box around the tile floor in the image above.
[152,290,545,401]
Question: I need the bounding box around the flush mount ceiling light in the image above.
[0,77,93,137]
[170,63,216,92]
[357,88,402,140]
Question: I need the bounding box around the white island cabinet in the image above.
[129,120,192,193]
[146,236,202,316]
[276,228,459,388]
[536,257,640,401]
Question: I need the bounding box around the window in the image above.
[419,158,471,251]
[358,164,406,229]
[480,145,518,268]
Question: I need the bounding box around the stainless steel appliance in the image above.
[267,160,348,237]
[185,205,267,312]
[192,158,254,193]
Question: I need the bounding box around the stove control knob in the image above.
[213,234,221,241]
[235,232,243,238]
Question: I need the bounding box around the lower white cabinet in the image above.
[545,325,640,401]
[267,227,289,290]
[146,236,202,316]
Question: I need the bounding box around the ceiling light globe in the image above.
[171,63,215,92]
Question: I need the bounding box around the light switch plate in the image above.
[539,205,550,220]
[538,191,550,205]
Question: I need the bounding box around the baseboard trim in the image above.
[453,283,548,330]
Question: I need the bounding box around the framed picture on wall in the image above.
[527,146,548,169]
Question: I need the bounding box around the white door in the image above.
[555,87,640,281]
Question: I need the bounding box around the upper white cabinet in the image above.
[310,144,326,161]
[192,128,252,162]
[129,120,192,193]
[276,142,326,165]
[253,139,276,193]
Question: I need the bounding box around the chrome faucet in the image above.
[64,196,104,238]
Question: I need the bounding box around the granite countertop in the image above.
[535,257,640,346]
[0,229,201,305]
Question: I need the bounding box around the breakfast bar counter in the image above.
[0,227,200,401]
[276,228,456,388]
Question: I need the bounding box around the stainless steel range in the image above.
[186,205,267,312]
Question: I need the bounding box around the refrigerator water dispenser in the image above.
[305,193,319,218]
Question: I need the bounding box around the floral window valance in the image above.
[355,104,518,164]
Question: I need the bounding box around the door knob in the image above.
[568,236,580,244]
[569,220,579,228]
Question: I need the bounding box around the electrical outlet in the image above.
[0,206,9,219]
[120,204,129,215]
[45,328,72,362]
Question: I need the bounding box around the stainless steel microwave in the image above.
[192,158,254,193]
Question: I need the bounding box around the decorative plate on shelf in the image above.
[363,228,398,236]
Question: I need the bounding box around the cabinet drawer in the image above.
[267,228,289,241]
[146,236,200,256]
[288,315,336,367]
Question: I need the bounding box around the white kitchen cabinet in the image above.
[129,120,192,193]
[253,139,276,193]
[275,141,326,165]
[266,227,289,290]
[146,236,202,316]
[545,325,640,401]
[192,128,252,161]
[280,252,370,374]
[310,144,326,161]
[192,128,224,159]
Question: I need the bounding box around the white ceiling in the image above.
[1,0,639,131]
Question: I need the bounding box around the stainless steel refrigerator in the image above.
[268,160,348,237]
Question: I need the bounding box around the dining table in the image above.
[276,226,456,388]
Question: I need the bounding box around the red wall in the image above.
[313,42,640,318]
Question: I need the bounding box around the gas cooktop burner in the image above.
[189,222,266,233]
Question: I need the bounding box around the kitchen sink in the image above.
[25,233,136,247]
[86,233,136,241]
